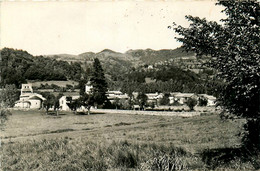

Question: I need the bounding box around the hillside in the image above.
[1,47,219,95]
[0,48,84,88]
[48,47,195,66]
[47,47,197,82]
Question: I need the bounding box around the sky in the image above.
[0,1,225,56]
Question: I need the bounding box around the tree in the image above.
[0,84,20,107]
[90,58,108,108]
[198,97,208,107]
[160,93,170,105]
[78,71,89,96]
[66,97,81,114]
[79,93,93,115]
[0,109,12,131]
[171,0,260,150]
[186,97,197,111]
[42,93,56,115]
[54,93,63,115]
[136,92,148,110]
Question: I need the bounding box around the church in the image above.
[14,84,46,109]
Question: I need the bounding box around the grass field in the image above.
[1,109,258,170]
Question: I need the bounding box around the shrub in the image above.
[186,98,197,111]
[198,97,208,106]
[0,109,12,130]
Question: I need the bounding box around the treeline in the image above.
[0,48,84,88]
[119,65,224,97]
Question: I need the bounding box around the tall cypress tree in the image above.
[90,58,108,107]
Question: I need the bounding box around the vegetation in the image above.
[136,92,148,110]
[66,97,81,114]
[160,93,170,105]
[0,48,85,88]
[2,110,258,170]
[41,92,62,115]
[0,109,12,130]
[2,138,192,171]
[0,84,20,107]
[79,93,93,115]
[90,58,108,108]
[172,0,260,150]
[198,96,208,107]
[120,65,223,96]
[186,97,197,111]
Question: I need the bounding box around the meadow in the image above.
[1,109,258,170]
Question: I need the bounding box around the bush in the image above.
[0,109,12,130]
[198,97,208,106]
[186,98,197,111]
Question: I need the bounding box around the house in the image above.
[198,94,216,106]
[169,92,181,104]
[85,81,93,94]
[59,95,80,111]
[206,95,216,106]
[59,81,92,111]
[174,93,196,105]
[107,91,129,103]
[14,84,46,109]
[146,92,163,105]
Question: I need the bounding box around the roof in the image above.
[15,100,31,104]
[108,94,128,99]
[146,93,160,99]
[107,91,123,95]
[198,94,216,100]
[28,93,46,101]
[72,96,80,100]
[60,95,80,101]
[174,93,195,98]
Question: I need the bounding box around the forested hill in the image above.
[0,48,84,88]
[48,47,194,66]
[46,47,196,89]
[1,47,221,96]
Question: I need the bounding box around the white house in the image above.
[146,92,163,104]
[59,95,80,111]
[206,95,216,106]
[174,93,196,105]
[198,94,216,106]
[59,81,92,111]
[107,91,128,103]
[14,84,46,109]
[85,81,93,94]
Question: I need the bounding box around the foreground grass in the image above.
[2,139,192,170]
[2,138,259,171]
[2,110,258,170]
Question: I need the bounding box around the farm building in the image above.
[14,84,46,109]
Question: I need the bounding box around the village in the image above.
[13,83,216,112]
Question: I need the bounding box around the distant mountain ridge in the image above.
[46,47,195,66]
[45,48,198,86]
